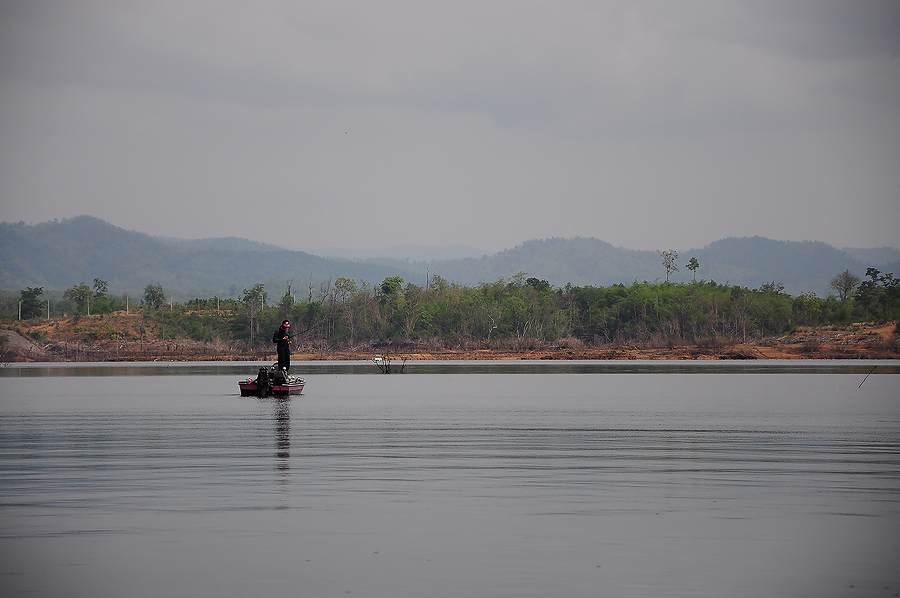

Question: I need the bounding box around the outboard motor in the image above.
[255,366,272,397]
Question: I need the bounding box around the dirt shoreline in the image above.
[2,322,897,363]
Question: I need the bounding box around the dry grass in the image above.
[3,320,899,362]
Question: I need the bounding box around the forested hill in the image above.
[691,237,878,296]
[0,216,414,300]
[1,216,896,299]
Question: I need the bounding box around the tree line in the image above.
[5,267,896,349]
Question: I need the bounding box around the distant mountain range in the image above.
[1,216,897,300]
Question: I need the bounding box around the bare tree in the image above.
[240,283,267,346]
[829,269,861,302]
[661,250,679,282]
[335,277,358,340]
[280,279,295,315]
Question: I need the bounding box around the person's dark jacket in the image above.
[273,325,290,346]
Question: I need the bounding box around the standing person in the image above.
[273,319,291,373]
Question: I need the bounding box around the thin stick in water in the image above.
[859,365,877,388]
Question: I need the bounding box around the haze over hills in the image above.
[157,236,288,253]
[840,247,900,268]
[305,244,488,262]
[1,216,897,300]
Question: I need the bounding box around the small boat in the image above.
[239,363,305,397]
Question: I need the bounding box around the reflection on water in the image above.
[0,366,898,598]
[273,398,290,472]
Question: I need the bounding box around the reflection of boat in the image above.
[239,364,305,397]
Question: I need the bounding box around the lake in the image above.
[1,361,899,598]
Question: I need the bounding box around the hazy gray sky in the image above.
[1,1,898,252]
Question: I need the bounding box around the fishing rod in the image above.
[282,320,325,339]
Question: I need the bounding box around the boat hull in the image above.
[239,380,305,396]
[239,364,305,397]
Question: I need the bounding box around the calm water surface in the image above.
[1,361,899,598]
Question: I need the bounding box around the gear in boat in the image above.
[239,363,305,397]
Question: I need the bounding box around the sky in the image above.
[1,1,898,254]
